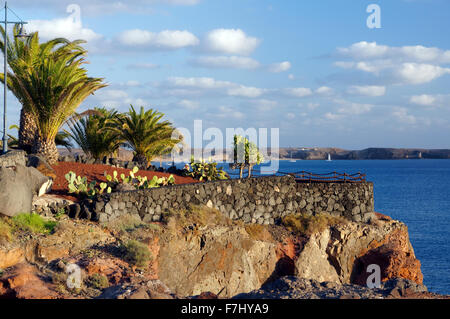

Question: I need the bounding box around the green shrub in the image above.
[184,156,228,181]
[86,274,109,289]
[281,213,348,236]
[121,240,151,268]
[12,213,57,234]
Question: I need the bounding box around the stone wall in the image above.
[76,175,375,225]
[0,150,27,167]
[295,182,374,223]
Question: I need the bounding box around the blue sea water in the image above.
[158,159,450,295]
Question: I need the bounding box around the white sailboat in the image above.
[326,153,332,161]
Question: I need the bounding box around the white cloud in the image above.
[335,99,373,115]
[284,87,313,98]
[163,76,265,98]
[117,29,199,49]
[203,29,260,56]
[27,4,102,42]
[251,99,278,112]
[315,86,334,95]
[178,99,200,110]
[269,61,292,73]
[217,106,245,119]
[338,41,450,64]
[335,42,450,85]
[324,112,343,120]
[347,85,386,97]
[338,42,390,60]
[410,94,437,106]
[127,63,159,69]
[392,107,416,124]
[125,80,141,87]
[166,77,234,89]
[288,74,295,80]
[227,86,265,98]
[395,63,450,85]
[286,113,296,120]
[191,56,260,69]
[94,89,147,109]
[298,102,320,110]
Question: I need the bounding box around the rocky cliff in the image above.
[0,208,440,299]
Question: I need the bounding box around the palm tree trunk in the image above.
[18,109,36,153]
[133,153,148,169]
[32,136,59,165]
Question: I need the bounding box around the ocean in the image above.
[157,159,450,295]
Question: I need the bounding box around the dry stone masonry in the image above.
[0,150,27,167]
[76,175,374,225]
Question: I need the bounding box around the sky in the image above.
[2,0,450,149]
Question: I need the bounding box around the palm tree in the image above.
[7,124,73,151]
[1,25,78,152]
[114,105,182,168]
[0,25,106,163]
[67,107,123,162]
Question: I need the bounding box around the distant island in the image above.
[278,147,450,160]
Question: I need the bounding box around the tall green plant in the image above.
[232,135,263,178]
[0,25,106,163]
[67,107,123,161]
[113,105,182,168]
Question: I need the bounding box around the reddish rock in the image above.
[81,257,129,284]
[352,228,423,285]
[0,263,60,299]
[0,247,25,269]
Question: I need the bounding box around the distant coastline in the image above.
[277,147,450,161]
[58,147,450,162]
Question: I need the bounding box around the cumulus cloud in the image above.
[347,85,386,97]
[324,112,344,121]
[93,89,148,109]
[395,63,450,85]
[410,94,436,106]
[286,113,296,120]
[334,99,373,115]
[216,106,245,119]
[190,56,260,70]
[335,42,450,85]
[161,76,265,98]
[227,86,265,98]
[202,29,260,56]
[127,63,159,69]
[117,29,199,49]
[392,107,417,124]
[315,86,334,95]
[284,87,313,98]
[27,4,102,42]
[166,77,234,89]
[178,99,201,110]
[268,61,292,73]
[338,41,450,64]
[250,99,278,111]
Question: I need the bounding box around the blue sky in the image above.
[4,0,450,149]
